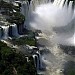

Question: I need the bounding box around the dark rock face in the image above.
[17,24,24,35]
[28,0,31,4]
[60,45,75,56]
[64,61,75,75]
[0,28,3,38]
[8,26,12,37]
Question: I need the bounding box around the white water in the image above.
[33,54,40,70]
[27,0,75,46]
[11,23,19,37]
[21,1,29,20]
[33,51,43,72]
[2,26,9,39]
[24,0,75,75]
[0,27,2,38]
[0,24,19,39]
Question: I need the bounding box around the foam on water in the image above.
[25,0,75,75]
[28,0,75,46]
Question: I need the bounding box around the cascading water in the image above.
[29,0,51,11]
[2,26,9,39]
[0,27,2,38]
[33,54,40,70]
[24,0,75,75]
[36,51,43,70]
[21,1,29,20]
[11,24,19,37]
[27,0,75,46]
[33,51,43,72]
[0,24,19,39]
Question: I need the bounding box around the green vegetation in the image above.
[0,1,37,74]
[64,61,75,75]
[0,41,37,75]
[8,29,36,46]
[7,12,25,25]
[0,0,13,10]
[12,36,35,46]
[0,0,20,11]
[66,69,75,75]
[0,0,25,25]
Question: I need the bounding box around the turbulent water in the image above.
[24,0,75,75]
[27,0,75,46]
[0,24,19,39]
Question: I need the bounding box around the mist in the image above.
[28,0,75,46]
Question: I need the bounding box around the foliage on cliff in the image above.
[0,41,37,75]
[0,0,25,25]
[12,35,35,46]
[7,12,25,25]
[64,61,75,75]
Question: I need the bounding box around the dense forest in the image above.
[0,41,37,75]
[0,1,37,75]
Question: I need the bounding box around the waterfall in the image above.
[33,51,43,71]
[2,26,9,39]
[10,24,19,37]
[53,0,65,7]
[0,27,2,38]
[0,24,19,39]
[29,0,52,11]
[20,1,29,18]
[27,0,75,46]
[36,51,43,69]
[33,54,40,70]
[20,1,30,28]
[24,0,75,75]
